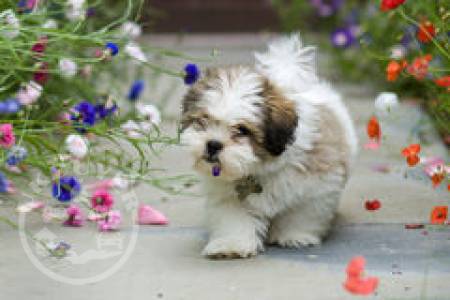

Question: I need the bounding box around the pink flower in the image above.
[63,204,84,227]
[98,210,121,231]
[16,81,42,105]
[90,189,114,213]
[0,124,15,148]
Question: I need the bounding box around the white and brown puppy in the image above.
[180,34,358,258]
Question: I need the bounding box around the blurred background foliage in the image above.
[271,0,449,139]
[145,0,448,140]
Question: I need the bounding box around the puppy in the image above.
[180,34,358,258]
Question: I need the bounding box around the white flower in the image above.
[65,134,89,158]
[111,174,129,189]
[136,103,161,126]
[124,42,148,63]
[66,0,85,21]
[390,45,407,60]
[374,92,399,116]
[119,21,142,39]
[0,10,20,39]
[121,120,143,138]
[59,58,78,78]
[42,19,58,29]
[16,81,42,105]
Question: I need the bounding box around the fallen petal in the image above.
[137,204,169,225]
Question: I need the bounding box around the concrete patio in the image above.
[0,34,449,300]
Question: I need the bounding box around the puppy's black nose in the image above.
[206,140,223,157]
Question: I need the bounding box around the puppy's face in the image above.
[180,66,298,181]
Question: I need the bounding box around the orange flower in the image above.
[367,116,381,141]
[343,256,379,295]
[431,172,445,188]
[430,206,448,225]
[417,21,436,43]
[435,75,450,91]
[401,144,421,166]
[364,116,381,150]
[407,54,432,80]
[386,60,402,81]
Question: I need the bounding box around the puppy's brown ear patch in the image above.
[261,80,298,156]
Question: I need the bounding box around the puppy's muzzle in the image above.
[204,139,223,163]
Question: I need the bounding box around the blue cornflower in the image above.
[0,172,8,193]
[184,64,200,85]
[127,80,145,101]
[105,42,119,56]
[95,102,118,119]
[6,146,28,166]
[330,27,355,48]
[52,176,81,202]
[71,101,97,133]
[0,99,21,114]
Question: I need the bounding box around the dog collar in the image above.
[234,175,263,201]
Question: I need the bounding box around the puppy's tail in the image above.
[255,33,318,93]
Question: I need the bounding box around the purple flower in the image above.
[6,146,27,166]
[184,64,200,85]
[95,103,117,119]
[0,99,21,114]
[71,101,97,132]
[52,176,81,202]
[331,28,355,48]
[0,172,8,193]
[310,0,343,17]
[127,80,145,101]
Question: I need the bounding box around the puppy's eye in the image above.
[193,118,207,130]
[236,125,251,136]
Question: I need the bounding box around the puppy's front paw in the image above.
[202,237,259,259]
[268,231,321,248]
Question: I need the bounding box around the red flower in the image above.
[417,21,436,43]
[33,62,49,84]
[430,206,448,225]
[435,76,450,91]
[381,0,406,11]
[401,144,421,167]
[31,36,48,58]
[343,256,379,296]
[365,199,381,211]
[407,54,432,80]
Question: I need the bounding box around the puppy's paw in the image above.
[268,231,321,248]
[202,237,259,259]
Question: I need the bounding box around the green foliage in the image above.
[0,0,196,199]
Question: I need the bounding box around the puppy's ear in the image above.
[261,80,298,156]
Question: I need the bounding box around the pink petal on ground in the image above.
[364,140,380,150]
[137,204,168,225]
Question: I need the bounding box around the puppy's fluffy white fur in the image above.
[181,34,358,258]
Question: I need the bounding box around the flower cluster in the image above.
[0,1,195,239]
